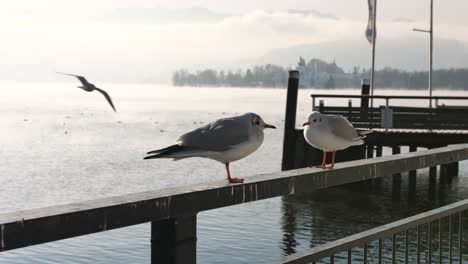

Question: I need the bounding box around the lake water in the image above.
[0,83,467,263]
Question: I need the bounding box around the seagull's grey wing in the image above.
[177,118,250,152]
[56,72,90,86]
[94,87,116,112]
[328,115,362,142]
[76,76,91,86]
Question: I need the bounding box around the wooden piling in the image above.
[428,147,438,200]
[440,163,448,185]
[392,146,402,200]
[408,146,417,198]
[447,162,459,179]
[282,70,300,171]
[366,145,375,188]
[366,145,374,159]
[374,146,383,187]
[428,146,438,185]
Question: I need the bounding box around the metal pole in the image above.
[413,0,434,108]
[370,0,377,119]
[429,0,433,108]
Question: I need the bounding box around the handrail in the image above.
[1,144,468,252]
[310,94,468,100]
[274,198,468,264]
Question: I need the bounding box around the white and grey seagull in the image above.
[144,112,276,183]
[303,111,371,169]
[57,72,116,112]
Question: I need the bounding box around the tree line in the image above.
[172,57,468,90]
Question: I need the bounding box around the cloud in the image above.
[109,6,228,24]
[4,6,228,25]
[287,9,338,20]
[1,6,468,83]
[392,17,416,23]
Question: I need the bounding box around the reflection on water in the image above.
[280,155,468,262]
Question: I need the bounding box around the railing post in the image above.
[151,215,197,264]
[282,70,300,171]
[319,100,324,113]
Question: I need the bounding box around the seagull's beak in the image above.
[303,122,311,126]
[264,123,276,129]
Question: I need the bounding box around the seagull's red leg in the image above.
[314,151,327,169]
[327,151,336,169]
[226,163,244,183]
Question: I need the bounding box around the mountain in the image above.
[258,37,468,71]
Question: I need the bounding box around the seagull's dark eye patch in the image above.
[255,120,260,125]
[313,119,317,122]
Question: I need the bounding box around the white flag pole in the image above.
[413,0,433,108]
[370,0,377,97]
[370,0,377,127]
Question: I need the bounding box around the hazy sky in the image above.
[2,0,468,83]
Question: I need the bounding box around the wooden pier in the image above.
[282,71,468,188]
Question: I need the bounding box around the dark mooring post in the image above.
[392,146,402,200]
[151,215,197,264]
[360,79,370,122]
[282,70,300,171]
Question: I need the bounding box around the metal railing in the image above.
[1,144,468,263]
[311,94,468,111]
[275,199,468,264]
[310,94,468,130]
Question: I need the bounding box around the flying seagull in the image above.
[303,111,371,169]
[144,112,276,183]
[57,72,116,112]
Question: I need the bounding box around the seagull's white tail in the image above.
[350,129,373,145]
[356,129,373,136]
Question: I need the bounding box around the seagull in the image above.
[57,72,116,112]
[144,112,276,183]
[303,111,371,169]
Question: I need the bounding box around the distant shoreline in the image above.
[172,57,468,91]
[169,85,468,91]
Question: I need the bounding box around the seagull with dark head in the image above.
[57,72,116,112]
